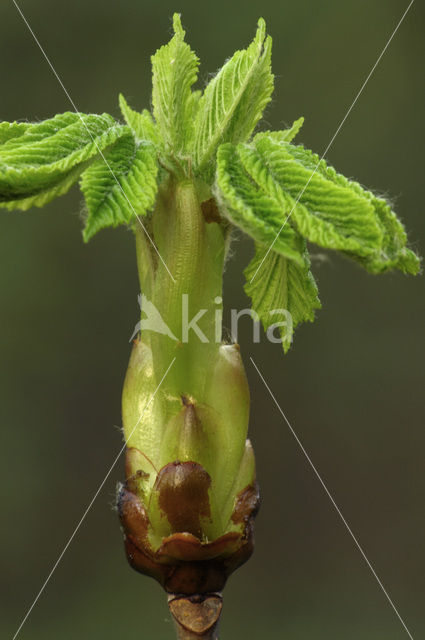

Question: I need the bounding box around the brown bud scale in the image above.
[117,464,260,595]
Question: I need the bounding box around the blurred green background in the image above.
[1,1,424,638]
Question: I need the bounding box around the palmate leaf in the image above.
[151,13,199,155]
[193,18,273,173]
[80,133,158,242]
[244,241,320,352]
[215,135,420,275]
[0,112,128,211]
[215,143,305,265]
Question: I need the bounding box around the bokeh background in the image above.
[1,1,424,638]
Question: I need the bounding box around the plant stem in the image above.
[140,176,225,400]
[168,594,222,640]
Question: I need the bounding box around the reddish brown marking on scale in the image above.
[154,461,211,539]
[117,475,259,595]
[169,594,223,635]
[159,531,242,562]
[231,482,260,525]
[117,485,150,547]
[181,394,191,406]
[201,198,222,224]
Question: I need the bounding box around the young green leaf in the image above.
[351,195,421,274]
[80,133,158,242]
[298,153,421,274]
[194,18,274,173]
[252,137,420,274]
[0,121,31,144]
[253,116,304,144]
[245,137,384,254]
[119,94,162,147]
[0,112,128,210]
[0,165,91,212]
[151,13,199,155]
[215,142,305,265]
[244,241,320,352]
[216,133,419,276]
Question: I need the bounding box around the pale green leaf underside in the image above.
[151,13,199,154]
[244,241,320,352]
[0,112,128,210]
[215,142,305,265]
[80,134,158,242]
[119,94,162,147]
[194,18,274,173]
